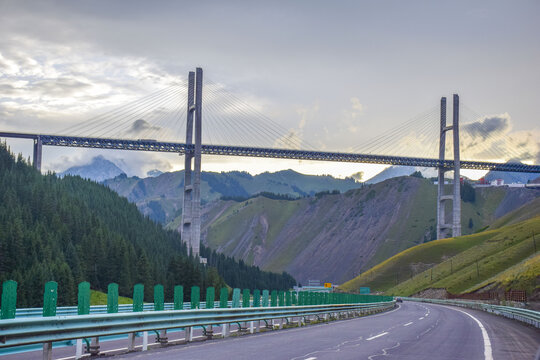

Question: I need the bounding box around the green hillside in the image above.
[340,210,540,297]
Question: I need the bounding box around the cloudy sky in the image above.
[0,0,538,180]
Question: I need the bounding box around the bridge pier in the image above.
[181,68,203,257]
[437,94,461,239]
[33,135,42,172]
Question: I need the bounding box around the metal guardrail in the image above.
[14,301,229,318]
[0,302,395,349]
[403,297,540,328]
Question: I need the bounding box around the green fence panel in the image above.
[1,280,17,319]
[154,284,164,311]
[77,282,90,315]
[277,291,284,307]
[191,286,200,309]
[285,291,292,306]
[242,289,250,308]
[206,287,215,309]
[133,284,144,312]
[106,283,118,314]
[292,291,297,306]
[253,289,261,307]
[232,288,241,308]
[298,292,304,306]
[271,290,278,307]
[262,290,269,307]
[43,281,57,317]
[174,285,183,310]
[220,287,228,308]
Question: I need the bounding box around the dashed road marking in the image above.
[419,317,424,320]
[403,322,413,327]
[366,332,389,341]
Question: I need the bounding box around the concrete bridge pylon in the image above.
[437,94,461,239]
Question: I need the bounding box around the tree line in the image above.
[0,144,296,307]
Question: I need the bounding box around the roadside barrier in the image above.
[403,297,540,328]
[0,280,395,358]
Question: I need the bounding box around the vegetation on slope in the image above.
[340,212,540,297]
[0,144,295,307]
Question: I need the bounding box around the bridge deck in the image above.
[1,132,539,173]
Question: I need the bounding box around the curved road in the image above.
[110,301,539,360]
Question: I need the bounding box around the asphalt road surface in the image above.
[4,301,539,359]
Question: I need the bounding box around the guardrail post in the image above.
[1,280,17,320]
[75,282,90,359]
[242,289,252,333]
[174,285,184,310]
[185,286,199,342]
[253,289,261,332]
[42,281,57,360]
[132,284,146,350]
[205,287,215,339]
[220,287,229,337]
[154,285,167,345]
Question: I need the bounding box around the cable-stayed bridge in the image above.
[1,68,539,256]
[0,132,538,172]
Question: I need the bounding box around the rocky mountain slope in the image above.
[200,177,540,285]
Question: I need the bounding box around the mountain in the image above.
[59,155,125,182]
[199,176,540,285]
[103,169,362,225]
[339,198,540,298]
[365,166,436,184]
[147,169,163,178]
[0,145,295,307]
[484,166,539,184]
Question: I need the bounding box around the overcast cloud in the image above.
[0,0,538,178]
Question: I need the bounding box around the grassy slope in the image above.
[340,215,540,296]
[205,197,303,256]
[90,290,132,305]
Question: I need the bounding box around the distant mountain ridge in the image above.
[59,156,125,182]
[365,166,436,184]
[103,169,362,224]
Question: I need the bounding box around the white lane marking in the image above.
[403,322,413,327]
[418,317,424,320]
[448,307,493,360]
[305,358,317,360]
[366,332,389,341]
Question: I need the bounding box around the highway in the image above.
[109,301,539,360]
[3,301,538,359]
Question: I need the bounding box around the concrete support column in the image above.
[191,67,203,257]
[33,135,42,172]
[452,94,461,237]
[181,71,195,253]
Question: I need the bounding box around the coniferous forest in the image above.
[0,144,296,307]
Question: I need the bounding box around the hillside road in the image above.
[111,301,540,360]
